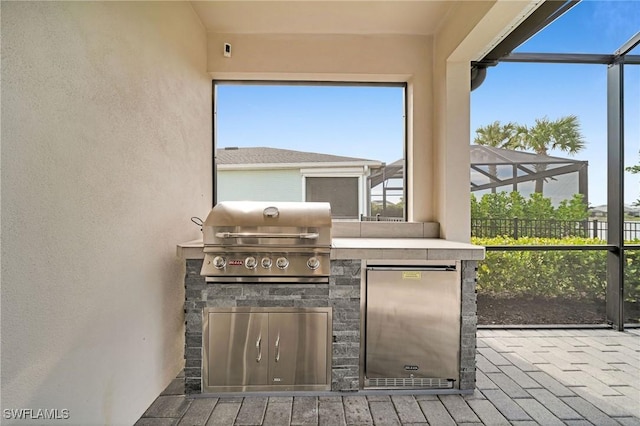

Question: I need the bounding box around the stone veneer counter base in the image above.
[180,237,482,395]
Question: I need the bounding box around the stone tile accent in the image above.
[460,260,478,390]
[485,372,530,398]
[466,399,511,425]
[498,365,542,387]
[330,260,361,391]
[234,397,268,426]
[290,396,318,425]
[526,388,582,420]
[142,395,191,418]
[318,399,346,426]
[134,419,178,426]
[390,395,427,424]
[262,399,293,426]
[161,378,186,396]
[417,400,457,425]
[177,398,217,426]
[481,389,531,421]
[342,396,373,425]
[439,395,481,423]
[515,398,565,426]
[526,371,576,397]
[207,401,242,426]
[369,400,401,425]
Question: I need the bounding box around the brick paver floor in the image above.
[137,329,640,425]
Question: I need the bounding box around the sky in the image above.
[471,0,640,207]
[215,0,639,207]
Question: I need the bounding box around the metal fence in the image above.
[471,218,640,241]
[360,214,404,222]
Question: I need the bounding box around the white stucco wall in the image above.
[433,1,539,242]
[206,3,538,241]
[207,33,432,222]
[1,2,210,424]
[217,169,302,202]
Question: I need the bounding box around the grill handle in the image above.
[256,334,262,363]
[215,232,319,240]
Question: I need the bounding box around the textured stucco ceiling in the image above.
[190,1,456,35]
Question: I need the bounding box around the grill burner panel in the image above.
[202,252,330,282]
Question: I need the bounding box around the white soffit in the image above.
[470,0,544,61]
[190,1,454,35]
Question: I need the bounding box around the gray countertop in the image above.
[177,238,484,261]
[331,237,484,260]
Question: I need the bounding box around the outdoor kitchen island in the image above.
[179,221,484,396]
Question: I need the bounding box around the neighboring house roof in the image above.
[217,147,383,169]
[369,159,403,187]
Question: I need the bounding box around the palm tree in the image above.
[514,115,585,193]
[474,120,520,149]
[474,121,519,193]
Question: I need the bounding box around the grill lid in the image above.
[202,201,332,248]
[204,201,331,228]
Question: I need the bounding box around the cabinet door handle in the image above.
[275,333,280,362]
[256,334,262,363]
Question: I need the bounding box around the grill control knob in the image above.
[261,257,272,268]
[245,256,257,269]
[276,257,289,269]
[212,256,226,269]
[307,257,320,270]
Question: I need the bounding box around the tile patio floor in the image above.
[137,329,640,425]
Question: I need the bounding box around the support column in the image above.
[434,61,471,242]
[606,60,624,330]
[578,163,588,207]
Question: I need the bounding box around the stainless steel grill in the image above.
[200,201,332,283]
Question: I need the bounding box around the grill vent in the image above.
[365,377,454,389]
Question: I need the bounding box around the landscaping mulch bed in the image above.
[477,294,640,325]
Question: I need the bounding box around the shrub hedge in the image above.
[472,236,640,302]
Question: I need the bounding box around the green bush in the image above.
[625,248,640,304]
[471,192,588,221]
[473,236,640,302]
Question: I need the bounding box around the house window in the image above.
[305,177,359,219]
[214,81,406,220]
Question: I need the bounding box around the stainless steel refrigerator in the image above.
[364,265,461,389]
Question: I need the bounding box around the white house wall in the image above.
[1,2,210,424]
[207,33,433,223]
[433,1,539,241]
[217,169,302,202]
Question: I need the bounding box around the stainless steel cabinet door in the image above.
[268,312,328,386]
[206,312,269,387]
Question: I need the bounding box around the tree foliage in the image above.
[474,121,519,149]
[370,199,404,217]
[514,115,585,156]
[471,192,588,221]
